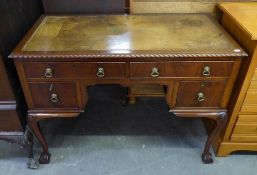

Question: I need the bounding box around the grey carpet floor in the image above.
[0,85,256,175]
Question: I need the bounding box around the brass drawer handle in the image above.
[202,66,211,76]
[197,92,205,102]
[96,67,105,78]
[151,67,159,77]
[45,68,53,78]
[50,93,59,103]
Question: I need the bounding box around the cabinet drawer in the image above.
[230,115,257,142]
[241,105,257,113]
[243,80,257,115]
[29,82,79,109]
[231,123,257,142]
[175,80,227,107]
[24,62,126,79]
[252,68,257,80]
[230,135,257,142]
[237,115,257,123]
[242,92,257,104]
[248,81,257,92]
[232,123,257,135]
[130,61,233,78]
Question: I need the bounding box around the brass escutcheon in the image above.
[96,67,105,78]
[151,67,159,77]
[45,68,53,78]
[202,66,211,76]
[50,93,59,103]
[197,92,205,102]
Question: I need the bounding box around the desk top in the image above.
[219,2,257,40]
[12,14,246,58]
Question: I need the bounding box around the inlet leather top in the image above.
[219,2,257,40]
[17,14,245,57]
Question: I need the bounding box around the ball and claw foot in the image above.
[27,158,39,169]
[39,153,51,164]
[201,152,214,164]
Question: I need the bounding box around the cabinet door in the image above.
[175,80,227,108]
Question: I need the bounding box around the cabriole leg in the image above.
[27,114,51,164]
[25,127,39,169]
[202,112,227,164]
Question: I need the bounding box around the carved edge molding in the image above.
[10,52,248,59]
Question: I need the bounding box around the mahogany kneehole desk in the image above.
[10,14,247,164]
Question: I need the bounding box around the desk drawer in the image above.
[175,80,227,107]
[24,62,126,79]
[29,82,79,109]
[130,61,233,78]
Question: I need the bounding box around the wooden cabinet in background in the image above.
[216,2,257,156]
[130,0,257,16]
[0,55,24,141]
[0,0,43,169]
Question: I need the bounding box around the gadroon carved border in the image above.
[10,52,248,59]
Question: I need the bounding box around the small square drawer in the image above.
[175,80,227,107]
[29,82,79,109]
[24,62,126,79]
[130,61,233,78]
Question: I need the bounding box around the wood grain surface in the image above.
[21,15,241,56]
[219,2,257,40]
